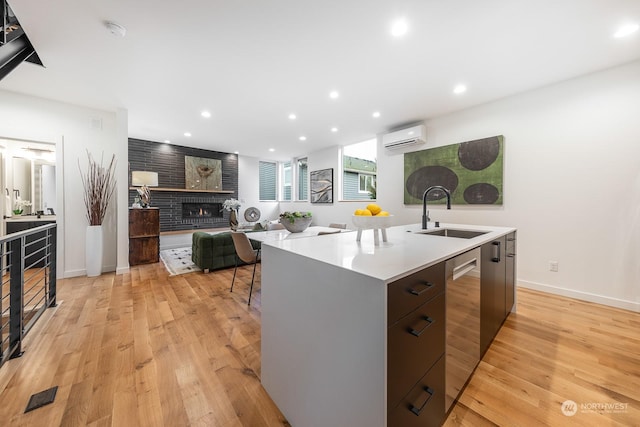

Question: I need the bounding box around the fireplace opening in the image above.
[182,202,223,219]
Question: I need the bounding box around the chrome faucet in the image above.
[422,186,451,229]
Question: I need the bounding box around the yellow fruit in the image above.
[366,203,382,215]
[361,209,373,216]
[354,209,363,216]
[377,211,390,217]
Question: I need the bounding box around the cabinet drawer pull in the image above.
[410,386,434,416]
[408,282,433,296]
[409,316,433,337]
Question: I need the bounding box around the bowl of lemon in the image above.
[352,203,393,230]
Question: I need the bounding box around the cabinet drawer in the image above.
[388,355,445,427]
[129,237,159,265]
[129,208,160,237]
[388,292,445,410]
[388,262,444,325]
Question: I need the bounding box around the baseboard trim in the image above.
[160,243,191,251]
[116,266,130,275]
[518,279,639,313]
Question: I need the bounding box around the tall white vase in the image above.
[86,225,104,277]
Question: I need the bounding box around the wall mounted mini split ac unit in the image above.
[382,124,426,149]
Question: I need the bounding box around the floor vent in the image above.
[24,386,58,413]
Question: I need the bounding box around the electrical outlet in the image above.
[549,261,559,272]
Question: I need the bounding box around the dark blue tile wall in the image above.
[128,138,238,232]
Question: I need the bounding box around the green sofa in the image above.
[191,231,260,272]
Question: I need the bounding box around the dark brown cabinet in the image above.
[129,208,159,266]
[387,262,446,426]
[505,232,517,313]
[480,233,517,355]
[388,356,445,427]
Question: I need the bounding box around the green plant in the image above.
[368,181,377,200]
[79,150,117,226]
[279,211,312,223]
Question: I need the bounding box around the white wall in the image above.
[0,90,129,278]
[379,61,640,311]
[238,155,282,223]
[243,60,640,311]
[278,146,382,226]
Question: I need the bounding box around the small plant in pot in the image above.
[279,211,312,233]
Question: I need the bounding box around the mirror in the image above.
[12,157,32,213]
[2,139,57,217]
[34,161,56,212]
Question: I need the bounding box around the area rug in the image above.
[159,247,202,276]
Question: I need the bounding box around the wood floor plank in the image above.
[0,264,637,426]
[445,288,640,427]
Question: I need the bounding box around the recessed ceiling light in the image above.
[299,136,307,141]
[269,148,275,152]
[184,132,192,137]
[391,19,408,38]
[201,110,211,118]
[331,127,338,133]
[329,90,340,99]
[288,113,297,120]
[453,84,467,94]
[613,23,639,38]
[372,111,381,118]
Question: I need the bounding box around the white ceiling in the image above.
[2,0,639,160]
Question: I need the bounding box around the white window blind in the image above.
[259,161,277,201]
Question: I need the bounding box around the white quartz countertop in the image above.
[263,222,515,283]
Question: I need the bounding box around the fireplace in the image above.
[182,202,223,219]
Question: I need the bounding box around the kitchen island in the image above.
[260,222,516,427]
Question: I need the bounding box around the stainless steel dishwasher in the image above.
[445,247,481,411]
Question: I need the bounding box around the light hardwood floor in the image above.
[0,262,638,426]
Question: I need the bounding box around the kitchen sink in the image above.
[415,228,489,239]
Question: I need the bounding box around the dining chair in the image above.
[329,223,347,229]
[230,231,261,305]
[266,223,285,231]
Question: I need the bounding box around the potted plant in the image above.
[79,150,117,277]
[13,198,32,215]
[279,211,313,233]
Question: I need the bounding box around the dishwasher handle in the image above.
[452,257,477,281]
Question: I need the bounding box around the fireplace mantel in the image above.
[129,187,233,194]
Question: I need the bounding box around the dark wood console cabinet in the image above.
[129,208,159,266]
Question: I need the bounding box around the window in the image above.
[359,174,376,194]
[282,161,292,201]
[297,157,308,200]
[342,138,377,201]
[259,161,277,201]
